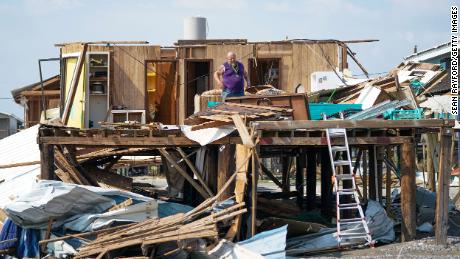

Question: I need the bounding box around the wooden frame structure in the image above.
[38,119,454,245]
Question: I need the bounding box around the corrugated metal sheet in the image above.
[0,125,40,207]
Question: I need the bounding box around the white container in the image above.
[183,16,207,40]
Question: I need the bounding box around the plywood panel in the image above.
[64,57,86,128]
[112,46,161,109]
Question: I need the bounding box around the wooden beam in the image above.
[296,148,306,207]
[158,148,210,199]
[251,148,259,237]
[176,147,214,197]
[306,148,317,210]
[254,119,454,131]
[217,144,236,201]
[400,140,417,241]
[231,115,255,147]
[62,44,88,124]
[426,133,436,192]
[225,144,251,241]
[55,41,149,47]
[54,147,91,186]
[39,135,416,147]
[368,146,377,201]
[320,148,333,217]
[40,144,54,180]
[281,157,292,193]
[435,128,453,246]
[259,160,283,189]
[21,90,60,97]
[386,147,393,215]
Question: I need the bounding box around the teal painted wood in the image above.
[309,103,362,120]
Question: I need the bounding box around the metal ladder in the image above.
[323,113,373,247]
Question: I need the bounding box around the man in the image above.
[214,52,250,99]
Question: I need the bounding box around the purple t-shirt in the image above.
[222,61,245,93]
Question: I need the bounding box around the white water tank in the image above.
[183,16,207,40]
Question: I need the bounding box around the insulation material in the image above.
[181,125,235,146]
[355,85,381,109]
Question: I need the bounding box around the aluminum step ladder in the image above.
[323,113,373,247]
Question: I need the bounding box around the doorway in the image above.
[248,58,281,88]
[185,60,212,117]
[145,61,177,124]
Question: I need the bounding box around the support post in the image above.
[401,141,417,242]
[362,149,368,202]
[217,144,235,201]
[321,148,333,217]
[368,146,377,201]
[386,146,393,215]
[435,128,453,246]
[426,133,436,192]
[377,147,384,203]
[282,157,291,193]
[306,148,317,210]
[296,148,306,207]
[40,144,55,180]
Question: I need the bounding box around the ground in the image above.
[311,237,460,258]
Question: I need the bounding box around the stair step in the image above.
[339,218,365,223]
[337,188,355,195]
[338,203,360,209]
[331,146,348,152]
[333,160,350,166]
[335,174,354,180]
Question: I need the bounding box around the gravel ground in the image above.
[305,237,460,258]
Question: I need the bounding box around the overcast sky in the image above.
[0,0,454,118]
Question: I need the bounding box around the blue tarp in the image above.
[238,225,287,259]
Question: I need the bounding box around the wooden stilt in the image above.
[40,144,55,180]
[386,146,393,215]
[377,147,383,203]
[368,146,377,201]
[426,134,436,192]
[321,148,333,217]
[362,149,368,202]
[435,128,453,246]
[282,157,291,193]
[306,148,317,210]
[296,148,306,207]
[401,141,417,242]
[217,144,236,201]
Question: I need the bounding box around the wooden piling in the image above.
[296,148,306,207]
[400,141,417,242]
[306,148,317,210]
[435,128,453,246]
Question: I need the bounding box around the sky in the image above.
[0,0,455,118]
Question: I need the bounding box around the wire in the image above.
[114,43,259,88]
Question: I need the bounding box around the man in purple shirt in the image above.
[214,52,250,99]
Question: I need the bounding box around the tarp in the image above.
[238,225,287,259]
[209,240,265,259]
[4,180,152,229]
[180,125,235,146]
[286,200,394,255]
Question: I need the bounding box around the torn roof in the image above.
[404,42,451,63]
[10,75,60,104]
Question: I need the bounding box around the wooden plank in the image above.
[21,90,61,96]
[320,148,333,217]
[54,147,91,185]
[281,157,292,193]
[426,133,437,191]
[176,147,214,197]
[259,136,414,146]
[254,119,455,130]
[40,144,54,180]
[62,44,88,124]
[217,144,236,201]
[306,148,317,210]
[259,159,283,189]
[368,146,377,201]
[232,115,254,147]
[386,147,393,215]
[251,148,259,237]
[400,141,416,241]
[158,148,210,199]
[225,144,250,241]
[296,148,306,207]
[435,128,453,246]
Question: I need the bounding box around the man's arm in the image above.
[214,67,224,89]
[243,70,250,89]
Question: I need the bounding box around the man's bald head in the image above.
[226,52,237,64]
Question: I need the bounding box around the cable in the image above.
[114,43,259,88]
